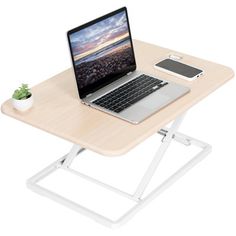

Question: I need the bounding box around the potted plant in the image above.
[12,84,33,111]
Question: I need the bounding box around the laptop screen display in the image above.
[68,8,136,98]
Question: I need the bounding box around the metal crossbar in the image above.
[27,113,212,228]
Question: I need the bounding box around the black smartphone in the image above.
[155,58,203,81]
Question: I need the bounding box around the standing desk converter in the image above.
[1,39,234,228]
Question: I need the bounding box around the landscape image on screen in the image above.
[69,10,135,89]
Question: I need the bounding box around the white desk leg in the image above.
[115,137,211,226]
[62,144,85,168]
[27,113,212,228]
[133,113,186,200]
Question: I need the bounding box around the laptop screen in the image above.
[68,7,136,98]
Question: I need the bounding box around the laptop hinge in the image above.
[127,71,133,76]
[86,93,93,98]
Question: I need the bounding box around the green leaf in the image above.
[12,83,31,100]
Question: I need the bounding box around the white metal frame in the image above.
[27,113,212,228]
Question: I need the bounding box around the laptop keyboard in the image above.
[92,74,168,113]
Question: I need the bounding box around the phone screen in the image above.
[155,59,202,78]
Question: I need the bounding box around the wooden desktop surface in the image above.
[1,40,234,156]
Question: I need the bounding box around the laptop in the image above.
[67,7,190,124]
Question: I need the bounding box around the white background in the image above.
[0,0,236,235]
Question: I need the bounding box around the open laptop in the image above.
[67,7,190,124]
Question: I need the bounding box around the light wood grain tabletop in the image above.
[1,39,234,156]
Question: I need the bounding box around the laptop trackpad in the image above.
[138,92,171,110]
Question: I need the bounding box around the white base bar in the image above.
[27,116,212,228]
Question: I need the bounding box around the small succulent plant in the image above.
[12,84,31,100]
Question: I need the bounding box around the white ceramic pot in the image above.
[12,94,33,111]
